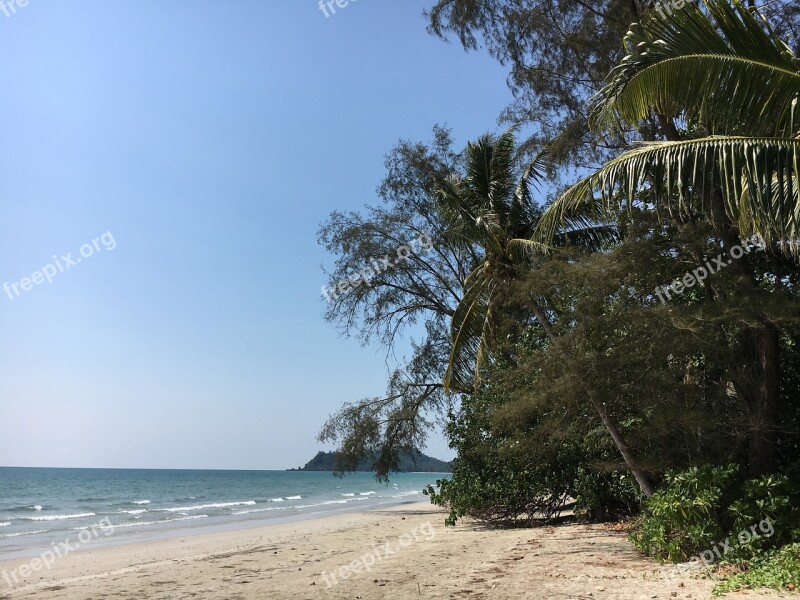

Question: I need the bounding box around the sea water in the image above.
[0,467,447,557]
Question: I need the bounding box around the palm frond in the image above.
[464,132,517,227]
[443,266,495,392]
[507,238,553,262]
[593,0,800,136]
[536,136,800,252]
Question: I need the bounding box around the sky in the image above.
[0,0,514,470]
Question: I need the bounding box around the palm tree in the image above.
[435,132,550,391]
[539,0,800,247]
[436,131,656,497]
[537,0,800,474]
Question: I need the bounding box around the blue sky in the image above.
[0,0,513,469]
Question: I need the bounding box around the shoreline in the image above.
[0,496,429,562]
[0,501,787,599]
[0,469,443,561]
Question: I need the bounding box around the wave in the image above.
[133,500,151,505]
[296,500,347,509]
[160,501,255,513]
[359,492,376,496]
[0,522,10,527]
[25,512,96,522]
[6,505,44,513]
[76,515,209,530]
[0,529,49,539]
[269,498,285,502]
[286,496,302,500]
[341,493,355,497]
[118,509,148,515]
[391,491,422,498]
[233,507,287,515]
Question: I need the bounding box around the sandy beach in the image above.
[0,501,792,600]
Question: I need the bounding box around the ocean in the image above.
[0,467,447,558]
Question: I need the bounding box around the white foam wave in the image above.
[87,515,208,530]
[25,512,96,522]
[359,492,376,496]
[161,501,255,513]
[0,529,49,538]
[119,509,148,515]
[390,491,422,498]
[233,507,287,515]
[133,500,151,505]
[29,505,43,511]
[0,522,10,527]
[341,493,355,497]
[269,498,285,502]
[286,496,302,500]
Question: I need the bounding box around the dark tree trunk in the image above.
[532,303,655,496]
[709,189,782,475]
[596,404,655,498]
[747,321,781,475]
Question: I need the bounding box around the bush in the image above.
[630,465,737,561]
[631,465,799,563]
[713,543,800,595]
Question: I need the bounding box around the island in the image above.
[289,450,452,473]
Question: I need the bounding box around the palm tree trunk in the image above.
[710,189,781,475]
[595,404,655,498]
[746,321,781,475]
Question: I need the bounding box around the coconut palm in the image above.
[537,0,800,474]
[435,132,550,392]
[538,0,800,248]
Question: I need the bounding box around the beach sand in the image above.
[0,501,791,599]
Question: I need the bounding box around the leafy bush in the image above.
[726,474,795,560]
[630,465,737,561]
[713,543,800,595]
[631,465,799,563]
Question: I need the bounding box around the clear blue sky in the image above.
[0,0,513,469]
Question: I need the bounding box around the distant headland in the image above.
[288,450,452,473]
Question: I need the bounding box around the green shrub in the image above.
[713,543,800,595]
[630,465,737,562]
[631,465,799,563]
[726,474,794,560]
